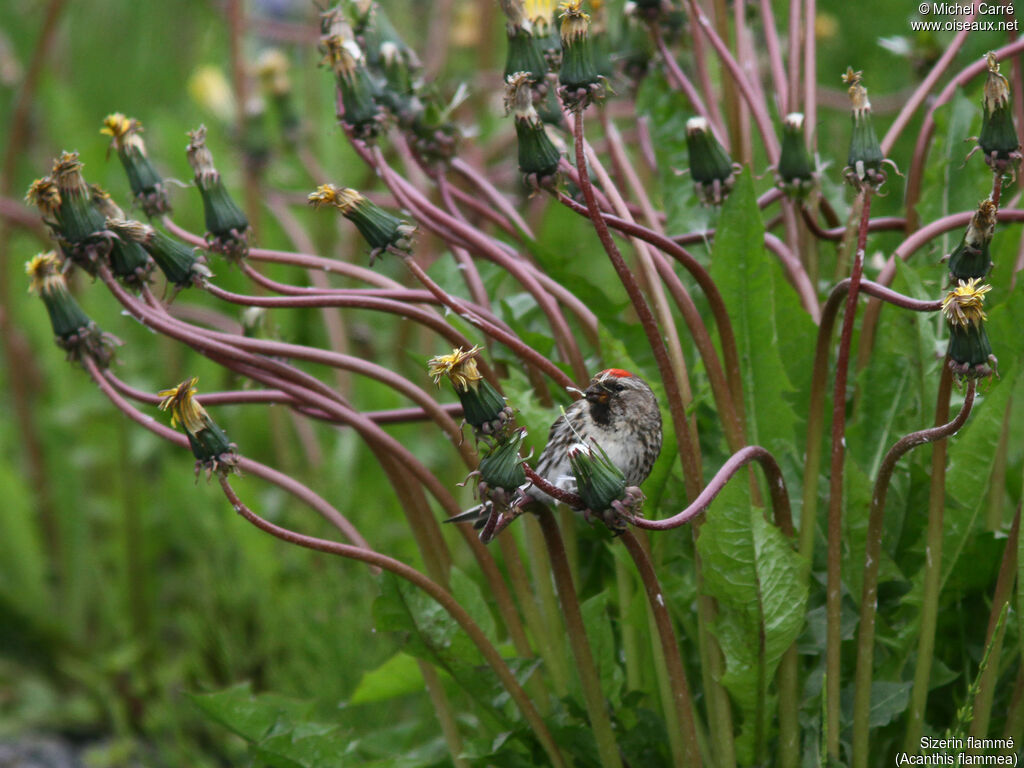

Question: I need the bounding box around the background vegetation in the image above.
[1,0,1022,766]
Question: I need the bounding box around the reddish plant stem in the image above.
[798,208,906,241]
[851,378,977,768]
[83,356,370,548]
[825,187,873,761]
[556,190,744,411]
[217,477,567,768]
[435,174,491,309]
[782,0,800,115]
[571,109,702,501]
[450,156,533,237]
[904,363,954,749]
[369,147,589,384]
[686,0,781,163]
[649,22,726,148]
[904,38,1024,230]
[802,0,817,151]
[400,255,576,392]
[620,531,703,767]
[536,511,623,768]
[880,20,975,155]
[628,445,792,534]
[758,0,788,115]
[104,369,464,425]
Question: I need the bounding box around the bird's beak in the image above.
[586,387,610,405]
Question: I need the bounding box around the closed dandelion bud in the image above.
[428,346,515,438]
[777,113,816,194]
[506,72,562,185]
[90,185,153,285]
[843,68,885,187]
[106,218,211,289]
[558,1,604,109]
[479,429,528,495]
[186,125,250,261]
[100,113,171,216]
[26,252,117,366]
[947,200,996,283]
[308,184,415,264]
[978,52,1021,169]
[686,117,736,205]
[50,152,107,246]
[527,0,562,69]
[322,35,382,138]
[942,278,997,380]
[256,49,301,145]
[568,441,626,513]
[157,377,239,478]
[502,0,549,82]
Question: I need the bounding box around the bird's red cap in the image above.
[599,368,634,378]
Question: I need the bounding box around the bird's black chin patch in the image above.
[587,398,612,425]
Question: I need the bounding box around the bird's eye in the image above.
[605,381,624,393]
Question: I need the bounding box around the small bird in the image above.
[527,368,663,506]
[447,368,662,533]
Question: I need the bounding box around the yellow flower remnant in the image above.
[559,0,590,42]
[428,346,485,392]
[25,251,64,296]
[307,184,363,214]
[25,177,62,215]
[158,376,208,435]
[984,52,1010,113]
[842,67,870,117]
[942,278,991,327]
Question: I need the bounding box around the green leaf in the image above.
[709,170,800,464]
[189,682,315,743]
[349,652,425,705]
[580,592,623,708]
[696,479,809,764]
[372,572,512,727]
[941,367,1018,592]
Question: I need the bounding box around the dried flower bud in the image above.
[308,184,415,264]
[50,151,107,246]
[100,113,171,216]
[89,185,153,285]
[776,113,816,195]
[106,217,211,289]
[321,36,383,139]
[26,252,118,366]
[978,52,1021,173]
[686,117,736,205]
[158,377,239,478]
[503,0,548,83]
[506,72,562,185]
[843,68,886,187]
[428,346,515,438]
[25,177,62,220]
[942,278,997,379]
[558,1,604,109]
[186,125,250,260]
[947,200,996,283]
